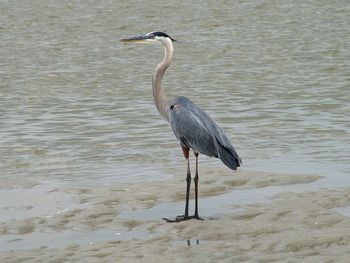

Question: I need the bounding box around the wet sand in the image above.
[1,168,350,262]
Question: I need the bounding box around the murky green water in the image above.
[1,0,349,184]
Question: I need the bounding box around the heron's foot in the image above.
[193,214,204,221]
[163,215,191,223]
[163,214,204,223]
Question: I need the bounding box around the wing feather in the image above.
[169,96,241,169]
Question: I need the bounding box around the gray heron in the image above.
[121,31,241,222]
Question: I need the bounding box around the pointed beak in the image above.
[120,34,153,43]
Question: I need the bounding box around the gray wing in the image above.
[168,96,241,170]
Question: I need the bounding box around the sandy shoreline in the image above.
[1,168,350,262]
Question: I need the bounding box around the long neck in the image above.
[152,39,173,122]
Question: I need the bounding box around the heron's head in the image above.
[121,31,176,45]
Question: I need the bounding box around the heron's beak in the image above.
[120,34,153,43]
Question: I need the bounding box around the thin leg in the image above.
[163,145,193,223]
[193,152,203,220]
[184,157,191,218]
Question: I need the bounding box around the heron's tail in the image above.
[218,145,242,170]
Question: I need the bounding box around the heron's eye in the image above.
[170,105,175,110]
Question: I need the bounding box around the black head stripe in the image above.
[147,31,176,41]
[153,31,170,38]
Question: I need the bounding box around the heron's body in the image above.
[169,96,241,170]
[121,31,241,222]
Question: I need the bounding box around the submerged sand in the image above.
[1,167,350,262]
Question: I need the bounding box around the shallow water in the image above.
[1,0,349,184]
[1,1,350,260]
[0,228,151,252]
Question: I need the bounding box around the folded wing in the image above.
[169,96,241,170]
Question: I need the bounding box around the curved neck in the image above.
[152,38,173,122]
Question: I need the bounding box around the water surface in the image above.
[1,0,349,184]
